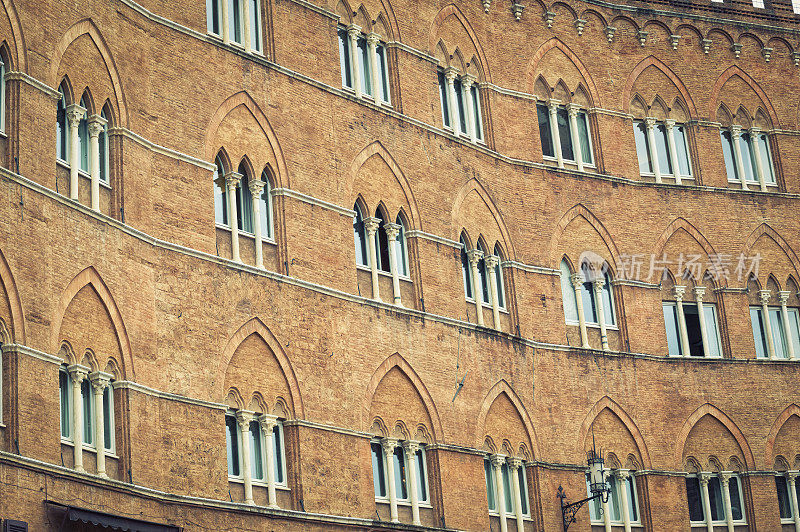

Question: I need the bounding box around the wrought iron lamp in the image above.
[557,436,611,531]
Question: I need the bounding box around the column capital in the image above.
[87,114,108,138]
[88,370,113,392]
[466,248,484,265]
[508,457,524,470]
[694,285,706,300]
[258,413,278,431]
[759,289,772,305]
[490,453,507,468]
[614,469,631,480]
[484,254,500,269]
[381,437,399,452]
[248,179,266,195]
[665,118,676,129]
[363,216,381,234]
[224,171,242,188]
[570,272,584,290]
[787,470,799,482]
[719,471,732,486]
[365,32,381,46]
[592,276,605,293]
[547,98,561,111]
[402,440,420,455]
[749,126,761,135]
[65,103,86,126]
[383,222,401,240]
[346,23,362,37]
[461,73,477,87]
[673,285,687,301]
[443,66,460,81]
[698,472,711,486]
[644,116,657,128]
[778,290,791,305]
[730,124,743,138]
[566,102,581,117]
[67,364,91,381]
[235,409,256,428]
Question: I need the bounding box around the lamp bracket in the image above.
[557,485,606,531]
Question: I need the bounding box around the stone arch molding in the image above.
[766,404,800,466]
[428,3,492,83]
[622,55,698,119]
[348,140,422,230]
[0,0,26,71]
[49,19,129,127]
[527,38,601,107]
[675,403,755,470]
[740,223,800,282]
[451,177,516,260]
[475,379,540,459]
[204,91,289,188]
[49,267,133,379]
[364,353,443,442]
[217,317,304,418]
[0,247,24,344]
[709,65,779,128]
[576,396,652,469]
[548,203,620,268]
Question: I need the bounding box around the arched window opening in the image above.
[461,235,472,299]
[354,203,368,266]
[395,215,409,277]
[581,262,599,323]
[214,156,228,226]
[560,259,578,323]
[259,169,273,240]
[99,108,109,183]
[375,208,390,273]
[477,241,489,305]
[57,86,68,162]
[78,96,89,174]
[0,57,6,134]
[493,243,506,309]
[236,161,253,234]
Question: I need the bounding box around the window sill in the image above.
[228,477,290,491]
[488,512,533,521]
[375,498,433,509]
[60,439,118,458]
[640,172,694,181]
[0,130,7,139]
[542,156,596,170]
[727,179,778,188]
[565,320,619,331]
[215,224,277,245]
[356,264,412,282]
[464,298,509,315]
[690,522,747,527]
[591,521,643,527]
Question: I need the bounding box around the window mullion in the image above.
[444,67,460,136]
[259,415,278,507]
[382,439,400,522]
[347,25,362,99]
[644,117,662,184]
[730,126,749,191]
[570,273,590,348]
[699,473,714,530]
[749,128,768,192]
[665,119,682,184]
[674,286,691,357]
[566,104,584,172]
[548,100,563,168]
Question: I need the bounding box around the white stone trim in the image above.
[271,187,354,217]
[108,127,215,171]
[404,230,460,248]
[5,71,61,100]
[112,380,228,411]
[501,260,559,276]
[1,343,64,364]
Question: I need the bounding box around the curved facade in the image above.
[1,0,800,529]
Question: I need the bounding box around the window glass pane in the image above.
[664,303,682,357]
[561,261,578,323]
[207,0,221,34]
[454,79,466,135]
[214,159,227,226]
[395,216,408,277]
[501,463,513,514]
[60,370,71,439]
[249,420,263,480]
[338,29,351,88]
[357,37,372,97]
[79,108,88,173]
[739,133,757,183]
[777,476,791,519]
[249,0,260,51]
[581,264,598,324]
[99,119,108,183]
[81,379,93,445]
[461,239,472,299]
[557,107,574,161]
[794,0,800,13]
[683,304,704,356]
[375,210,389,273]
[608,475,621,521]
[518,466,528,515]
[353,205,367,267]
[479,255,489,304]
[229,0,242,43]
[578,111,592,165]
[226,415,239,476]
[729,477,743,521]
[57,94,67,161]
[494,248,505,308]
[377,44,389,103]
[537,104,554,158]
[655,124,673,175]
[416,449,428,502]
[259,173,271,239]
[758,134,775,184]
[709,476,723,522]
[789,309,800,357]
[471,86,483,141]
[103,386,113,451]
[704,305,722,357]
[628,476,639,522]
[393,446,408,500]
[602,273,615,326]
[273,424,284,483]
[634,121,652,174]
[751,307,767,358]
[686,477,704,522]
[371,442,387,497]
[484,459,496,511]
[236,171,253,233]
[721,130,738,181]
[771,308,789,358]
[674,125,692,177]
[587,475,601,521]
[438,71,450,128]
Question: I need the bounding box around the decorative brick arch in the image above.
[576,396,652,469]
[622,56,698,119]
[0,248,24,344]
[428,3,492,83]
[675,403,755,470]
[217,317,304,419]
[765,404,800,466]
[708,66,779,128]
[348,140,422,230]
[651,217,721,283]
[204,91,289,189]
[740,223,800,281]
[474,380,540,458]
[527,38,601,108]
[48,19,129,127]
[49,267,133,380]
[451,177,516,260]
[0,0,26,71]
[364,353,442,442]
[547,203,620,268]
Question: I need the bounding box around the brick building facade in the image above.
[1,0,800,529]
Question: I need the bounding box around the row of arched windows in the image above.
[213,154,273,240]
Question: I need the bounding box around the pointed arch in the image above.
[217,317,304,418]
[547,203,620,267]
[652,217,718,264]
[527,38,600,107]
[364,353,442,442]
[675,403,755,470]
[622,56,697,119]
[49,267,133,379]
[428,3,492,84]
[49,19,128,127]
[451,177,515,260]
[709,65,779,129]
[204,91,288,188]
[0,0,26,72]
[474,380,540,458]
[0,248,24,344]
[766,404,800,466]
[576,396,651,469]
[348,140,421,229]
[740,223,800,281]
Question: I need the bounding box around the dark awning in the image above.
[47,502,183,532]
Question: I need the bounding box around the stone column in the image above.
[89,371,111,477]
[347,25,362,98]
[674,286,691,357]
[509,458,525,532]
[221,0,230,43]
[644,117,662,183]
[382,438,400,522]
[68,364,90,472]
[548,99,563,168]
[749,127,767,192]
[363,217,382,301]
[259,414,279,508]
[236,410,256,505]
[665,119,682,184]
[720,473,735,532]
[225,171,243,262]
[491,455,509,532]
[87,114,107,212]
[779,291,796,359]
[383,222,402,306]
[601,494,612,532]
[461,74,477,143]
[571,273,589,348]
[617,470,632,532]
[731,126,748,191]
[467,249,485,327]
[249,179,266,269]
[699,473,714,532]
[444,67,460,135]
[694,286,710,358]
[566,103,584,172]
[788,472,800,532]
[403,441,421,525]
[366,32,380,101]
[593,277,610,351]
[242,0,252,52]
[761,289,776,359]
[484,255,501,330]
[66,103,86,201]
